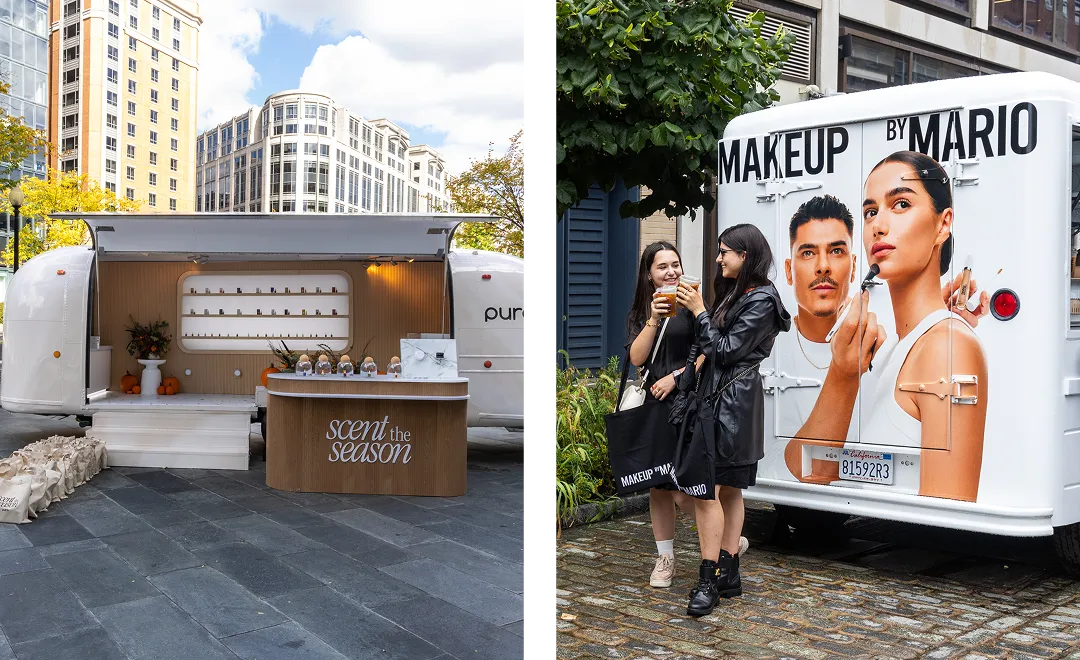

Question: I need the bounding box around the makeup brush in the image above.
[825,264,881,343]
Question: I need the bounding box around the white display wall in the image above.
[177,271,352,353]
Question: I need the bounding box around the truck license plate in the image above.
[839,449,894,485]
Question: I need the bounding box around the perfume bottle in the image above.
[316,287,322,294]
[332,286,337,293]
[190,287,196,293]
[219,288,225,294]
[295,354,313,376]
[237,287,242,294]
[360,357,377,377]
[315,354,333,376]
[337,354,354,377]
[300,286,306,294]
[387,356,402,378]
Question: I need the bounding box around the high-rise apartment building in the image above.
[49,0,201,212]
[195,91,449,214]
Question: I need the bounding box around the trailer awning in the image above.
[47,212,497,262]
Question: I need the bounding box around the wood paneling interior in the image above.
[98,260,451,395]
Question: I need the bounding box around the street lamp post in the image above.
[7,186,24,274]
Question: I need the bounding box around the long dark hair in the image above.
[711,224,774,327]
[627,241,681,336]
[870,150,953,276]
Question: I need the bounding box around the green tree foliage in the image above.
[447,130,524,258]
[556,0,794,219]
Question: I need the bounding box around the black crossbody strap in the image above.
[616,317,670,404]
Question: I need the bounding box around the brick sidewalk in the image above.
[557,504,1080,659]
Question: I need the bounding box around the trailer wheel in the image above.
[772,504,850,542]
[1053,523,1080,577]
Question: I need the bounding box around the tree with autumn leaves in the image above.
[447,130,524,258]
[0,170,141,268]
[0,80,138,269]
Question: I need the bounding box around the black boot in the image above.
[686,560,721,616]
[716,550,742,598]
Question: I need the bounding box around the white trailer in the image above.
[716,71,1080,572]
[0,213,522,469]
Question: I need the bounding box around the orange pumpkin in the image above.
[162,376,180,393]
[165,385,176,395]
[120,371,138,392]
[132,385,141,394]
[261,365,280,387]
[157,386,166,395]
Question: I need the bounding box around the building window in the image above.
[992,0,1080,52]
[152,5,159,20]
[107,68,118,84]
[108,23,119,38]
[149,152,157,165]
[286,104,298,119]
[128,57,137,73]
[109,0,119,15]
[170,158,177,171]
[841,34,976,93]
[106,182,117,193]
[108,46,118,61]
[169,178,176,191]
[172,58,179,72]
[107,91,118,106]
[171,78,179,91]
[106,114,117,129]
[106,137,117,151]
[169,198,176,211]
[151,69,159,82]
[304,124,316,135]
[173,17,180,31]
[128,80,137,94]
[150,130,158,145]
[63,69,80,85]
[105,159,116,174]
[126,166,135,180]
[286,124,297,134]
[129,15,137,29]
[127,144,136,158]
[171,98,179,111]
[148,192,156,206]
[128,101,136,116]
[172,37,180,51]
[170,138,178,152]
[151,47,159,61]
[149,172,157,186]
[127,123,136,137]
[150,110,158,124]
[152,27,160,41]
[151,90,158,104]
[170,118,178,131]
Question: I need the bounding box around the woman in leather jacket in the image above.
[675,223,791,616]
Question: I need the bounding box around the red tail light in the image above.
[482,274,491,280]
[990,289,1019,321]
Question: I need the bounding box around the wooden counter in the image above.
[265,373,469,496]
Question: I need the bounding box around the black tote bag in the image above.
[604,348,679,496]
[671,362,757,500]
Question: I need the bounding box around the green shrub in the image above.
[0,301,4,325]
[556,351,624,525]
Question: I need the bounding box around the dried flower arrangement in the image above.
[268,338,372,373]
[125,316,172,359]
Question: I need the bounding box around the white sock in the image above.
[656,539,674,558]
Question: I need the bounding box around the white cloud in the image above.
[195,2,263,130]
[196,1,523,173]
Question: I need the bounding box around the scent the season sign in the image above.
[326,416,414,465]
[717,102,1039,185]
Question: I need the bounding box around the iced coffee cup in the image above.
[657,285,678,317]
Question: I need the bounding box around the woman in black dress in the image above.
[675,225,791,616]
[625,242,698,588]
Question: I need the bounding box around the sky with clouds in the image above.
[195,0,523,175]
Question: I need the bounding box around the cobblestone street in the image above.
[557,501,1080,659]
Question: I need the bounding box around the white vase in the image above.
[137,359,166,397]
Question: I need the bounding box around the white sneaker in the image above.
[739,536,749,555]
[650,554,674,588]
